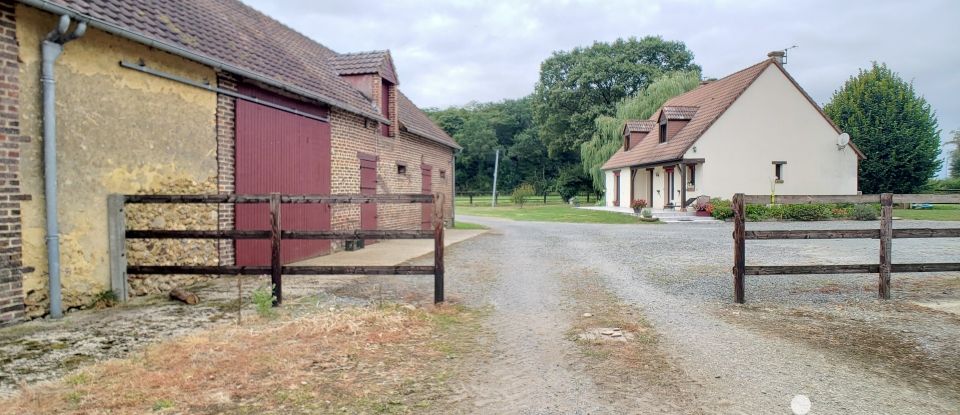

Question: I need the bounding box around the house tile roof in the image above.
[44,0,384,121]
[602,59,776,170]
[623,120,656,135]
[398,92,460,149]
[662,106,698,120]
[332,50,399,84]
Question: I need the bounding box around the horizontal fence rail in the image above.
[732,193,960,303]
[123,194,435,204]
[109,193,446,305]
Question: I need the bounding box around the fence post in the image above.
[107,194,128,301]
[270,192,282,306]
[543,193,547,204]
[433,194,445,303]
[879,193,893,299]
[732,193,746,304]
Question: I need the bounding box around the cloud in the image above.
[243,0,960,175]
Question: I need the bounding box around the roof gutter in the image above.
[18,0,390,125]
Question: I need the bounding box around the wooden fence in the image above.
[108,193,445,305]
[731,193,960,303]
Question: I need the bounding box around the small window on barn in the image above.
[773,161,786,183]
[439,169,446,180]
[397,163,407,175]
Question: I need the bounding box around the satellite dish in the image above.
[837,133,850,149]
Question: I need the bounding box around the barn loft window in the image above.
[773,161,786,183]
[397,163,407,175]
[658,113,668,143]
[439,169,446,180]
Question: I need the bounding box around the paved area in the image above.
[432,216,960,414]
[293,228,485,266]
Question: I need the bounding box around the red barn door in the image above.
[359,153,377,244]
[421,164,432,230]
[235,84,332,265]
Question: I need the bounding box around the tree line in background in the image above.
[428,38,954,198]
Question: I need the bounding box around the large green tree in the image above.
[580,70,702,191]
[949,129,960,178]
[532,36,699,158]
[427,97,548,193]
[824,63,941,194]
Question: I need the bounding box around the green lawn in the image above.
[452,221,488,230]
[894,204,960,221]
[457,204,653,224]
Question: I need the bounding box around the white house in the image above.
[601,52,864,210]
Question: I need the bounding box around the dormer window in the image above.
[658,113,668,143]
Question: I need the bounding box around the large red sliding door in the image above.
[235,84,332,265]
[359,153,377,244]
[421,164,432,230]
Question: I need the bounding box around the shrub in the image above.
[745,204,768,221]
[252,285,277,319]
[766,204,786,220]
[640,208,653,218]
[511,183,536,208]
[851,204,879,220]
[710,198,733,220]
[783,204,832,221]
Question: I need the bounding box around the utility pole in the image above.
[491,148,500,207]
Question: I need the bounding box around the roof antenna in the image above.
[782,45,798,64]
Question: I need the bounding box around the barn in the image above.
[0,0,460,324]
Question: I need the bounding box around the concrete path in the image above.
[292,228,485,266]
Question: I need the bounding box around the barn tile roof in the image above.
[398,92,460,149]
[41,0,384,122]
[332,50,399,84]
[622,120,656,135]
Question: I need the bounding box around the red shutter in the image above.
[359,153,378,244]
[421,164,433,230]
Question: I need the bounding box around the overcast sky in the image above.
[243,0,959,176]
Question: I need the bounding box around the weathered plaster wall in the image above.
[17,6,218,316]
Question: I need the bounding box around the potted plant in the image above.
[630,199,647,214]
[692,196,712,216]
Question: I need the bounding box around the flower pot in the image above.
[695,211,711,217]
[633,208,641,215]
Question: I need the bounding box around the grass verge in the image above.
[459,204,651,224]
[1,304,481,415]
[452,221,487,230]
[894,204,960,221]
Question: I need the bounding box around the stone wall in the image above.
[16,6,218,317]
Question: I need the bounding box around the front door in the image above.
[421,164,433,230]
[359,153,377,244]
[664,167,675,208]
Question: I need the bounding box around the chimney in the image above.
[767,50,785,64]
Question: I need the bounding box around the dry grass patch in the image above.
[2,304,478,415]
[563,269,704,413]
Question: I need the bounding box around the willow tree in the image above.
[580,70,702,191]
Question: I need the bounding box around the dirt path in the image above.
[442,216,960,414]
[438,220,705,414]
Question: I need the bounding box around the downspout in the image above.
[42,15,86,319]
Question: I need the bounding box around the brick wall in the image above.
[329,108,378,250]
[216,73,237,266]
[0,0,26,326]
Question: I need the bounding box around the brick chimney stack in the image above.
[768,50,785,64]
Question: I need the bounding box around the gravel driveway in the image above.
[437,216,960,414]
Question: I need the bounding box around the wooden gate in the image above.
[731,193,960,303]
[235,84,331,265]
[421,164,433,230]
